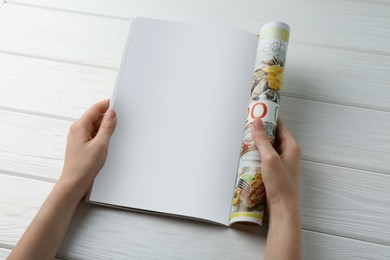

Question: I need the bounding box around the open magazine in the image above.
[87,17,290,226]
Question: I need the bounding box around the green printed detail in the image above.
[229,211,263,220]
[261,27,289,42]
[274,106,279,123]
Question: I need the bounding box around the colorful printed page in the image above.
[88,17,258,225]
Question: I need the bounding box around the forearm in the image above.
[264,206,301,260]
[8,101,116,260]
[8,178,84,260]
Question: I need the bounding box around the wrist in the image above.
[269,201,300,224]
[265,201,302,260]
[56,173,88,203]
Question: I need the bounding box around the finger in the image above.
[277,118,301,161]
[80,99,110,125]
[94,109,117,143]
[76,100,110,139]
[276,118,295,144]
[251,118,279,161]
[93,114,105,133]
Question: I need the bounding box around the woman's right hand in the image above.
[251,117,302,260]
[251,117,301,215]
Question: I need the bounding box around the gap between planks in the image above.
[2,154,390,186]
[1,93,389,125]
[1,221,389,256]
[282,94,390,114]
[347,0,390,6]
[0,104,77,122]
[0,49,118,71]
[293,40,390,60]
[6,0,131,21]
[302,227,390,248]
[0,169,57,183]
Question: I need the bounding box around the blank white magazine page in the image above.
[89,17,257,225]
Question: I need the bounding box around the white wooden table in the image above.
[1,0,390,259]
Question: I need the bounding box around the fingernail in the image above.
[253,118,263,129]
[105,109,116,120]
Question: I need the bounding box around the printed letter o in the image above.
[251,102,267,120]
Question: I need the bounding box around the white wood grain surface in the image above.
[281,98,390,174]
[0,249,10,260]
[0,4,129,68]
[0,174,268,259]
[2,45,390,121]
[2,97,389,182]
[300,161,390,246]
[8,0,390,54]
[302,230,390,260]
[3,230,390,260]
[0,110,69,181]
[1,0,390,259]
[0,52,115,120]
[2,173,390,259]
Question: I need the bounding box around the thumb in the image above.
[95,109,117,142]
[251,118,278,160]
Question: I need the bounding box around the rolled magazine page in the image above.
[229,22,290,225]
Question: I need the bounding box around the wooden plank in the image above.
[302,230,390,260]
[281,97,390,174]
[1,173,390,258]
[301,161,390,246]
[1,2,390,71]
[7,0,390,55]
[1,94,389,181]
[0,4,129,68]
[0,175,54,246]
[0,110,70,182]
[285,43,390,112]
[0,174,267,259]
[0,247,63,260]
[0,248,11,260]
[1,5,390,114]
[2,135,390,247]
[0,52,116,120]
[1,47,390,125]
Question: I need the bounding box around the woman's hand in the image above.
[252,118,301,260]
[9,100,116,260]
[60,99,117,198]
[252,117,301,215]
